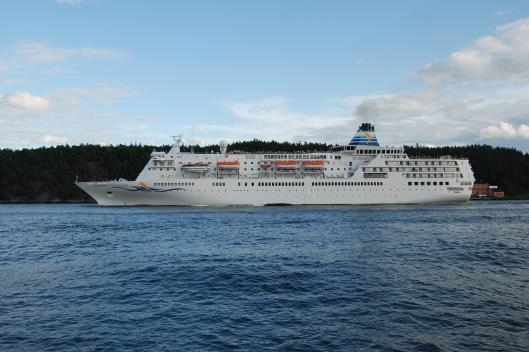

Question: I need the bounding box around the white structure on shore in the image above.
[77,123,475,206]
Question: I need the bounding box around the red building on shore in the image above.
[472,184,505,199]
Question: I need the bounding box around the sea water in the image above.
[1,202,528,351]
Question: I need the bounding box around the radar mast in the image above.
[170,135,183,154]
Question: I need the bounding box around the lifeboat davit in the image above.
[216,161,240,170]
[274,160,298,169]
[182,162,209,173]
[302,160,325,169]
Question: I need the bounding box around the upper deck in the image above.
[136,123,470,182]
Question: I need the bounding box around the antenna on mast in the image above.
[191,125,195,154]
[170,135,183,153]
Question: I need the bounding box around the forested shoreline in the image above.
[1,141,528,202]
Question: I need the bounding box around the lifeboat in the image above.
[274,160,298,169]
[216,161,240,170]
[181,162,209,173]
[302,160,325,169]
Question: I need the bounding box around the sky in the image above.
[2,0,529,151]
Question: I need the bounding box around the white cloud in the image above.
[480,122,529,139]
[224,96,292,122]
[0,41,127,77]
[355,91,446,120]
[220,96,352,142]
[418,18,529,84]
[41,134,69,145]
[519,124,529,138]
[1,91,50,110]
[49,85,140,109]
[214,81,529,149]
[7,41,126,64]
[56,0,83,5]
[0,84,145,148]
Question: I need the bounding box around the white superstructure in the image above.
[77,123,475,206]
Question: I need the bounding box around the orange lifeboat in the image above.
[216,161,240,170]
[302,160,325,169]
[274,160,298,169]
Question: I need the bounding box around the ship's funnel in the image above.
[348,122,379,146]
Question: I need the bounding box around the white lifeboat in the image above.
[181,162,209,173]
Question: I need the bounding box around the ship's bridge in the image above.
[331,145,405,156]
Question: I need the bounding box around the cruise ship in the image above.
[76,123,475,206]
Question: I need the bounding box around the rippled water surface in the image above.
[1,202,528,351]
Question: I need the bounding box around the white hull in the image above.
[76,123,475,206]
[77,178,472,206]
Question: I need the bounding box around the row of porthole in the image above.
[154,182,194,187]
[408,181,449,186]
[151,181,449,187]
[312,181,382,186]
